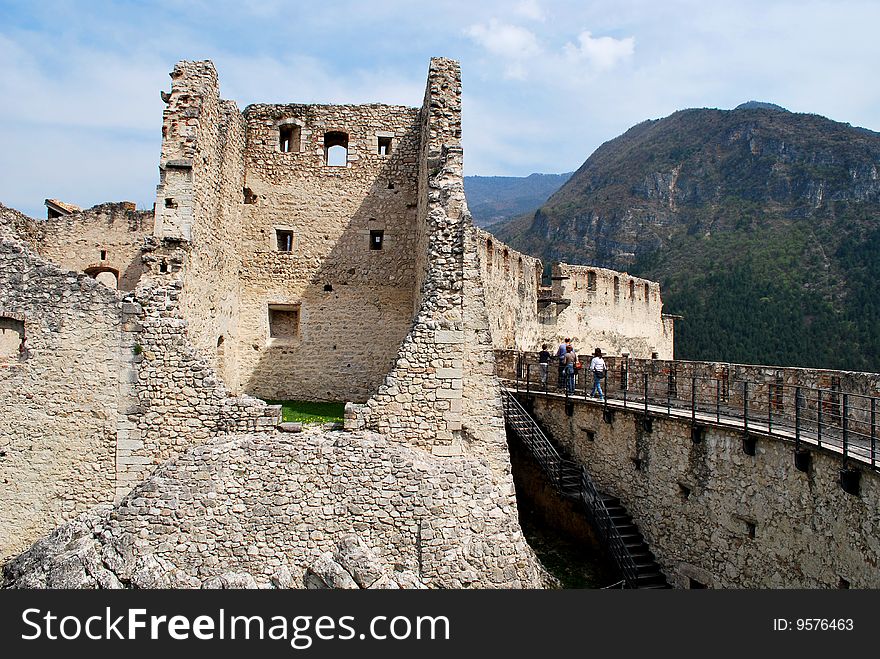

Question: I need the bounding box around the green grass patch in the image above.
[265,400,345,425]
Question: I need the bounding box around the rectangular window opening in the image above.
[268,305,300,340]
[587,271,597,292]
[276,229,294,252]
[369,229,384,250]
[100,250,107,260]
[0,317,25,359]
[378,136,392,156]
[279,125,301,153]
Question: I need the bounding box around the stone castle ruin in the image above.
[0,58,674,588]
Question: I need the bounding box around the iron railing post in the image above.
[872,397,876,469]
[584,363,589,398]
[526,364,531,396]
[768,384,773,434]
[644,373,649,416]
[795,386,801,451]
[842,393,849,466]
[691,377,696,424]
[817,389,823,448]
[743,381,749,434]
[716,379,720,423]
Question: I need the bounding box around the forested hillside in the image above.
[493,107,880,371]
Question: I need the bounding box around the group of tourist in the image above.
[537,339,607,399]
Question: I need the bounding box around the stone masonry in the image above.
[3,428,544,589]
[476,230,674,358]
[1,55,677,586]
[35,202,154,292]
[0,228,121,560]
[525,393,880,587]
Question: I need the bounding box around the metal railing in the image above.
[501,388,563,485]
[575,465,641,589]
[511,361,879,473]
[501,388,647,589]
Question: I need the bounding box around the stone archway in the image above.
[84,266,120,290]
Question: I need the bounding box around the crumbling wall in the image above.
[0,238,121,561]
[36,202,153,292]
[2,429,544,589]
[152,61,245,393]
[237,103,420,402]
[0,204,40,247]
[115,272,280,499]
[552,263,673,358]
[476,229,542,350]
[355,59,471,454]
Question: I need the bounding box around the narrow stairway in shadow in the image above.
[503,388,670,589]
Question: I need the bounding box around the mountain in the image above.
[493,107,880,372]
[464,172,573,227]
[734,101,789,112]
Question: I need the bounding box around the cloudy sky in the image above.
[1,0,879,218]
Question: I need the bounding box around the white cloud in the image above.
[465,19,542,59]
[515,0,545,22]
[563,31,635,71]
[465,19,543,79]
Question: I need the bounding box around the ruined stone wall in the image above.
[115,272,280,499]
[3,428,544,589]
[355,59,471,454]
[35,202,153,292]
[476,231,672,358]
[525,394,880,588]
[476,229,542,350]
[153,61,246,394]
[552,263,673,358]
[460,224,510,471]
[0,239,121,561]
[0,204,40,247]
[236,103,420,402]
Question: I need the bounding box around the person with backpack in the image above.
[590,348,607,400]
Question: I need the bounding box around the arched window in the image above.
[485,239,493,269]
[324,131,348,166]
[629,279,635,299]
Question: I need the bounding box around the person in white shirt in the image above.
[590,348,607,400]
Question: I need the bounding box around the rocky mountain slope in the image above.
[464,172,572,227]
[494,107,880,371]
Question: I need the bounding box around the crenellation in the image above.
[3,55,675,586]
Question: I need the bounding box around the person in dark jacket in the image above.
[538,344,551,387]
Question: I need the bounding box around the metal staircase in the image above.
[502,388,669,589]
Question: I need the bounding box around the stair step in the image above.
[503,396,671,590]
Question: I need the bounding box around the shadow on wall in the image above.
[240,122,421,404]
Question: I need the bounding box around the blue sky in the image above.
[2,0,879,218]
